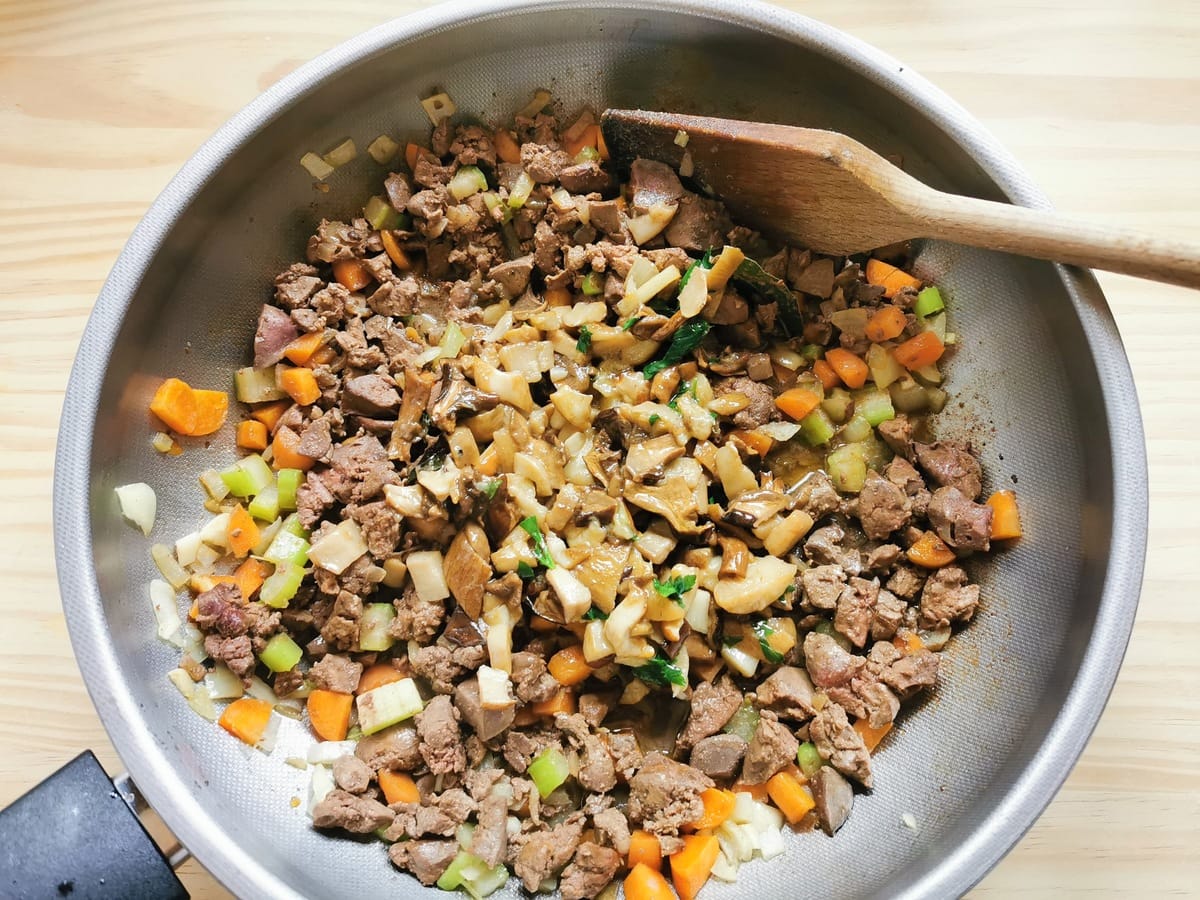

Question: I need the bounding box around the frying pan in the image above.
[35,1,1147,897]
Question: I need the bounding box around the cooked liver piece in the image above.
[677,677,743,749]
[810,766,854,836]
[627,753,713,835]
[689,733,747,780]
[311,789,394,833]
[741,711,800,784]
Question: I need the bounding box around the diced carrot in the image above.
[893,331,945,370]
[494,128,522,165]
[669,833,720,900]
[283,331,326,366]
[378,770,421,805]
[236,420,268,451]
[894,631,925,655]
[219,697,273,747]
[986,490,1022,540]
[544,287,573,307]
[865,258,923,299]
[596,127,610,161]
[686,788,736,831]
[190,573,235,594]
[380,229,412,270]
[730,429,773,457]
[530,614,560,633]
[271,426,316,471]
[812,358,840,391]
[310,345,337,367]
[226,504,259,558]
[775,387,822,421]
[189,601,199,620]
[548,645,592,686]
[766,770,816,824]
[307,689,353,742]
[232,558,272,602]
[628,831,663,872]
[405,142,422,172]
[824,348,870,390]
[625,863,674,900]
[532,688,576,717]
[356,663,401,695]
[332,259,373,292]
[732,781,770,803]
[149,377,198,435]
[853,718,893,752]
[476,443,501,476]
[250,400,291,432]
[906,530,956,568]
[563,124,598,159]
[190,389,229,436]
[277,367,321,406]
[865,305,907,342]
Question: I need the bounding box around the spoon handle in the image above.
[916,190,1200,289]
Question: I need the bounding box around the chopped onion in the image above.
[205,664,245,700]
[407,549,450,602]
[421,92,457,124]
[757,420,801,442]
[679,150,694,178]
[366,134,399,164]
[516,89,551,119]
[673,129,690,147]
[115,482,156,535]
[198,468,229,501]
[167,668,216,721]
[308,519,368,574]
[678,264,707,317]
[246,675,280,705]
[199,512,231,548]
[626,264,681,306]
[174,531,202,568]
[902,812,919,831]
[149,579,183,645]
[151,543,189,591]
[150,432,176,454]
[300,152,334,181]
[307,740,358,765]
[477,665,516,710]
[626,202,677,245]
[307,764,335,816]
[321,138,357,168]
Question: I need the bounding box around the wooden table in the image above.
[1,1,1196,896]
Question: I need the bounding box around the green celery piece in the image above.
[840,413,874,443]
[359,603,396,652]
[914,286,945,320]
[448,165,489,201]
[234,366,286,403]
[263,528,310,566]
[363,195,403,231]
[358,678,424,734]
[276,469,302,510]
[573,145,601,165]
[826,444,868,493]
[437,851,474,891]
[800,408,835,445]
[259,561,305,609]
[259,633,302,672]
[722,699,760,743]
[247,483,280,522]
[465,863,510,899]
[854,389,896,427]
[731,257,804,336]
[580,271,603,295]
[796,741,823,778]
[280,513,309,539]
[528,747,571,798]
[220,454,273,498]
[820,388,853,424]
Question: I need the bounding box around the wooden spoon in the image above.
[600,109,1200,289]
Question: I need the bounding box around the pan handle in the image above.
[0,751,189,899]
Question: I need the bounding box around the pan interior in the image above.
[67,4,1135,898]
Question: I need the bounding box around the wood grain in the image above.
[1,1,1196,897]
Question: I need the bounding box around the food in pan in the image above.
[134,92,1020,899]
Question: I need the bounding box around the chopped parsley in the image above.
[643,320,711,380]
[481,478,501,500]
[648,414,660,426]
[721,633,743,648]
[575,325,592,355]
[621,316,641,332]
[517,561,536,579]
[582,606,609,621]
[519,516,556,570]
[752,620,785,664]
[634,653,687,688]
[652,574,696,607]
[678,248,714,291]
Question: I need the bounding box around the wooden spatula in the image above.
[600,109,1200,289]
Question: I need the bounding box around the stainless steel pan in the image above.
[49,1,1148,897]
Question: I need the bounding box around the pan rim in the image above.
[52,1,1148,898]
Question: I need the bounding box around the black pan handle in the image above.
[0,751,189,899]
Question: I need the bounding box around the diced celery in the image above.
[449,165,489,201]
[220,454,273,498]
[248,483,280,521]
[276,469,302,511]
[722,699,760,744]
[263,528,310,566]
[260,633,303,672]
[580,271,603,295]
[797,741,823,778]
[363,195,403,231]
[359,603,396,652]
[259,562,305,609]
[357,678,423,734]
[481,191,513,224]
[889,377,930,414]
[853,389,895,426]
[438,851,474,891]
[820,388,853,423]
[926,387,948,413]
[800,343,824,362]
[857,433,891,473]
[235,366,286,402]
[279,513,308,538]
[800,407,835,446]
[465,863,509,899]
[914,286,945,319]
[826,444,868,493]
[573,145,601,165]
[508,171,535,209]
[866,342,905,389]
[922,311,947,343]
[439,321,467,359]
[840,413,873,443]
[528,747,570,798]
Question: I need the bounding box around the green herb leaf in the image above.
[517,561,536,579]
[731,257,804,336]
[634,653,687,688]
[576,325,593,355]
[752,620,785,664]
[643,320,711,380]
[519,516,556,570]
[721,633,743,648]
[622,317,641,332]
[481,478,501,500]
[652,574,696,607]
[677,248,714,292]
[582,606,609,621]
[648,414,660,426]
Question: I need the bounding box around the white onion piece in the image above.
[115,482,156,535]
[205,664,244,700]
[149,579,183,646]
[307,765,335,816]
[306,741,359,766]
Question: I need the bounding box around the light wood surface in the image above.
[1,1,1196,896]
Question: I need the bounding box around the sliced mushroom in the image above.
[624,477,704,535]
[443,522,491,619]
[624,434,686,484]
[724,489,790,530]
[713,555,797,614]
[429,366,500,431]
